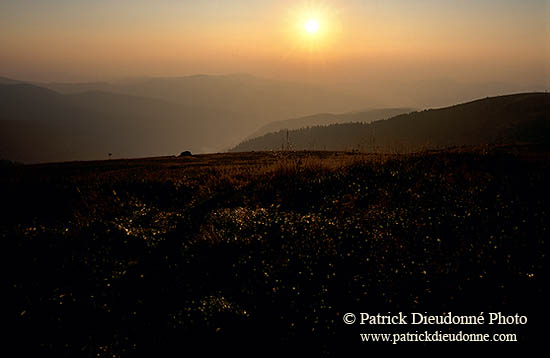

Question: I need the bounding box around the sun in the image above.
[284,2,341,53]
[304,19,320,34]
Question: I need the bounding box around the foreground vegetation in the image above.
[2,146,547,355]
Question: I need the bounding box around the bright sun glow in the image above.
[304,19,320,34]
[284,3,342,54]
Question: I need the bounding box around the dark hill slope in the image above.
[247,107,415,139]
[0,84,243,163]
[0,84,96,121]
[231,93,550,152]
[0,77,27,85]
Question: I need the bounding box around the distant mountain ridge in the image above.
[2,73,547,163]
[0,83,94,122]
[0,82,245,162]
[0,77,27,85]
[40,74,367,124]
[231,93,550,152]
[0,75,368,163]
[247,108,416,139]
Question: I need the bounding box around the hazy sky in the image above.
[1,0,548,87]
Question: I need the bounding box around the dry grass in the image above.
[1,146,548,356]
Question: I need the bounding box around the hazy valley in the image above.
[1,74,548,164]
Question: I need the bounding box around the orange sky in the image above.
[1,0,548,88]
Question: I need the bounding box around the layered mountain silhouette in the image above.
[2,73,548,163]
[0,75,365,163]
[231,93,550,152]
[0,83,247,162]
[42,74,365,124]
[0,77,26,85]
[247,108,416,140]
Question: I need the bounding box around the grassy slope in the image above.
[1,146,548,355]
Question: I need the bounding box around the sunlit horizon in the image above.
[0,0,548,99]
